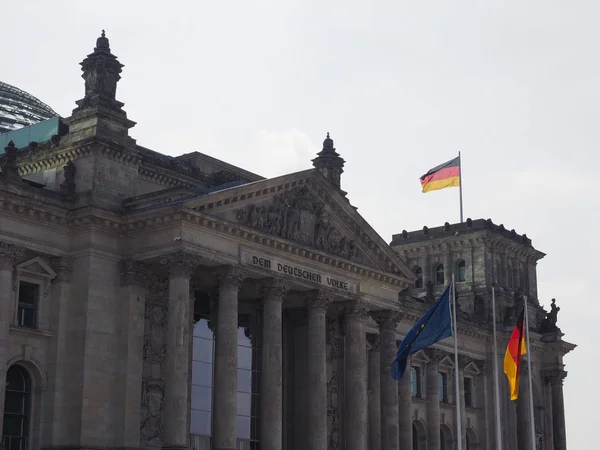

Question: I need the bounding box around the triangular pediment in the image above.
[183,169,415,283]
[16,257,57,279]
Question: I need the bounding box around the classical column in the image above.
[0,242,23,435]
[306,291,333,450]
[260,278,288,450]
[547,369,567,450]
[213,266,245,450]
[367,335,381,450]
[372,310,401,450]
[160,252,200,450]
[397,354,413,450]
[119,259,150,447]
[344,300,369,450]
[426,350,443,450]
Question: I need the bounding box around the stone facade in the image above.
[0,32,574,450]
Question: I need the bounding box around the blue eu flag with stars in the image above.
[392,285,453,380]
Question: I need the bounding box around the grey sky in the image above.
[5,0,596,446]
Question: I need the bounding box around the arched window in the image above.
[2,365,31,450]
[435,264,445,285]
[457,260,467,282]
[440,429,445,450]
[412,424,419,450]
[414,267,423,289]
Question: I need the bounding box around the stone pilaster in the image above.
[457,356,468,450]
[426,349,444,450]
[159,252,200,450]
[46,257,73,446]
[0,242,24,435]
[260,278,288,450]
[306,291,333,450]
[344,300,369,450]
[372,309,401,450]
[546,369,567,450]
[119,259,151,447]
[367,335,381,450]
[397,352,413,450]
[213,266,246,450]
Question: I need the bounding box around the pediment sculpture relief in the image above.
[234,186,363,262]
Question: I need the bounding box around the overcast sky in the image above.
[5,0,596,447]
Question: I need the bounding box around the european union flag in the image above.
[392,285,453,380]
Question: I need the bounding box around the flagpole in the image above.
[452,274,464,450]
[523,295,536,450]
[458,151,464,223]
[491,286,503,450]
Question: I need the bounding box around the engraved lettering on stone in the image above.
[235,186,362,261]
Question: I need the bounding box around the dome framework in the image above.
[0,81,58,134]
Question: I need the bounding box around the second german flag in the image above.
[419,156,461,193]
[503,308,527,401]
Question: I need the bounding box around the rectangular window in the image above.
[410,367,421,398]
[17,281,39,329]
[438,372,448,403]
[464,377,473,407]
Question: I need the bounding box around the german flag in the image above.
[503,308,527,401]
[419,156,460,193]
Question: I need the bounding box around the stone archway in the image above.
[440,423,454,450]
[466,427,479,450]
[412,420,427,450]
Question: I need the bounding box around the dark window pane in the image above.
[194,319,214,339]
[237,392,252,416]
[238,346,252,370]
[17,307,36,329]
[3,393,24,415]
[436,264,445,285]
[458,261,467,282]
[18,282,38,306]
[190,409,211,436]
[237,369,252,393]
[2,415,25,438]
[193,337,213,363]
[190,435,211,450]
[414,267,423,289]
[191,385,212,412]
[192,361,213,387]
[236,415,251,439]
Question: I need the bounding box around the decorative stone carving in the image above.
[50,256,73,283]
[306,290,334,311]
[326,318,342,450]
[261,277,289,300]
[120,259,150,286]
[372,309,401,330]
[234,186,362,261]
[540,298,561,333]
[159,251,200,276]
[2,141,20,180]
[209,170,244,187]
[140,277,168,447]
[217,265,246,288]
[343,299,370,320]
[545,369,567,386]
[0,241,24,268]
[426,348,446,363]
[60,160,77,196]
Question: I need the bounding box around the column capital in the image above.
[425,348,446,364]
[261,277,289,300]
[545,369,567,386]
[0,241,24,269]
[367,333,380,350]
[120,258,151,286]
[159,251,201,276]
[50,256,74,284]
[343,299,370,320]
[217,265,246,288]
[306,290,334,312]
[371,309,401,330]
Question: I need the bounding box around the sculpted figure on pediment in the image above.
[235,186,362,261]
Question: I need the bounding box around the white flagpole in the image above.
[452,274,464,450]
[491,286,503,450]
[523,295,537,450]
[458,151,464,223]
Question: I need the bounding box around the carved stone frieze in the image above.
[60,160,77,197]
[234,186,363,262]
[0,241,24,269]
[326,318,342,450]
[371,309,402,330]
[120,259,151,287]
[140,276,169,447]
[159,251,200,276]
